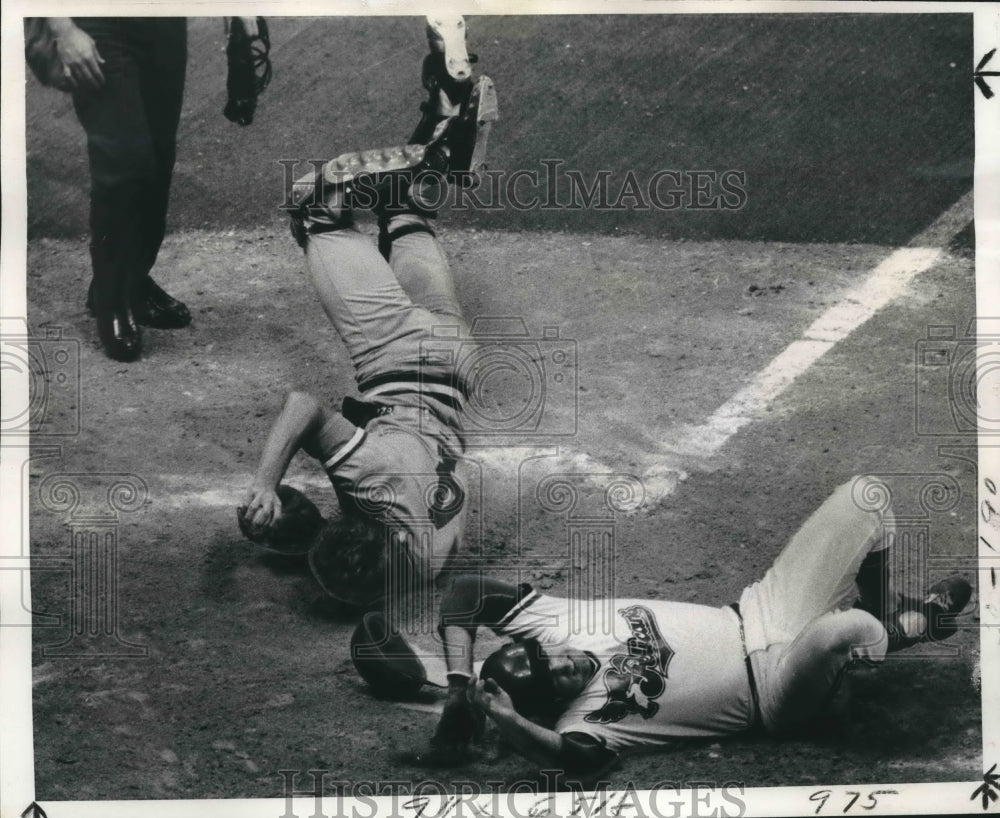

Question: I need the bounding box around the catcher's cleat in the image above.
[425,15,472,82]
[884,574,972,652]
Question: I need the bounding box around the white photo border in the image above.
[2,2,997,817]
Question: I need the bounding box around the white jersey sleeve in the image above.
[492,588,581,647]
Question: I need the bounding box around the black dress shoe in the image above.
[135,278,192,329]
[97,308,142,362]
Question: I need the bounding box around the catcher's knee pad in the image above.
[377,214,438,261]
[289,205,354,249]
[286,164,354,249]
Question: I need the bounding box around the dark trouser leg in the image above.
[73,18,157,359]
[132,18,192,328]
[134,18,186,280]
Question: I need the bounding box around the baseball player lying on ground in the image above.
[238,17,497,608]
[429,476,972,775]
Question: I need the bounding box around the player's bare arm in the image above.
[242,391,343,528]
[431,576,523,754]
[473,679,564,766]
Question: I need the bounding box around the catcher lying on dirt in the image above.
[238,17,498,608]
[407,476,973,775]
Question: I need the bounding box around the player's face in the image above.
[543,646,600,699]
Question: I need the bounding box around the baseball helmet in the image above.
[480,638,557,718]
[237,484,324,556]
[350,610,428,699]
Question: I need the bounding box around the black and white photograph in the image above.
[2,3,998,817]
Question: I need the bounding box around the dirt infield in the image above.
[25,222,979,798]
[17,8,982,807]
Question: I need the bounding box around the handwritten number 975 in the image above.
[809,789,898,814]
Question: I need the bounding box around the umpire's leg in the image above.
[72,18,159,359]
[133,17,187,280]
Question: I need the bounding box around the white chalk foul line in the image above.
[661,246,945,461]
[641,190,973,490]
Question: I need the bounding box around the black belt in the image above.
[357,371,468,406]
[729,602,763,731]
[341,396,393,428]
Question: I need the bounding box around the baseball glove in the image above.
[224,17,272,126]
[236,484,324,555]
[351,611,428,699]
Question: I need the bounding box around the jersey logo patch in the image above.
[427,447,465,530]
[585,605,674,725]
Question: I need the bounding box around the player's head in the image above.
[480,639,599,718]
[308,514,416,606]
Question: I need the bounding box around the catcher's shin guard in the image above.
[410,17,477,147]
[409,50,478,146]
[443,75,498,188]
[408,73,498,189]
[286,162,353,248]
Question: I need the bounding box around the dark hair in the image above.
[309,514,423,606]
[480,638,560,719]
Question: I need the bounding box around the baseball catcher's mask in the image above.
[224,17,272,126]
[480,638,559,719]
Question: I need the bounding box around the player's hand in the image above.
[50,21,105,91]
[426,690,484,766]
[239,485,283,531]
[473,678,516,719]
[433,693,483,747]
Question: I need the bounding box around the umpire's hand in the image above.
[49,19,105,91]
